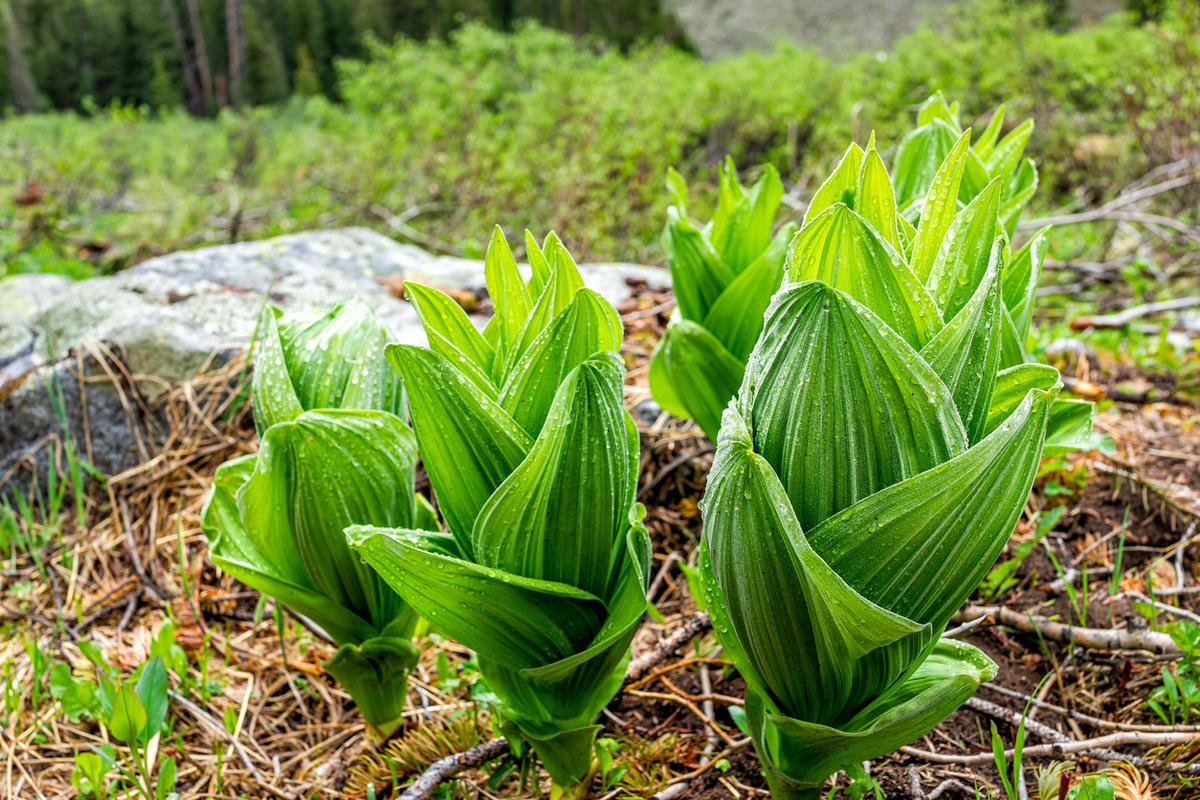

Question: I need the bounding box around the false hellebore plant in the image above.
[202,299,438,741]
[700,119,1093,798]
[347,229,649,789]
[648,158,798,440]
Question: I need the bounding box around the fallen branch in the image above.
[397,737,512,800]
[1069,296,1200,330]
[902,730,1200,771]
[624,611,713,687]
[953,604,1180,654]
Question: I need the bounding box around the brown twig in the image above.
[623,611,713,687]
[396,737,512,800]
[953,604,1180,654]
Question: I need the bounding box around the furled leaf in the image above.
[1002,228,1050,340]
[787,204,941,348]
[485,226,534,358]
[702,223,796,362]
[855,147,900,248]
[647,320,744,442]
[893,119,962,213]
[804,143,864,226]
[926,179,1003,319]
[387,344,532,553]
[744,282,965,529]
[404,281,497,395]
[663,207,735,323]
[908,129,972,282]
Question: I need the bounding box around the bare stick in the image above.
[902,730,1200,771]
[624,611,712,687]
[953,604,1179,654]
[397,738,512,800]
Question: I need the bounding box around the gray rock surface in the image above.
[0,228,670,485]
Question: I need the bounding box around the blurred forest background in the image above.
[0,0,1195,276]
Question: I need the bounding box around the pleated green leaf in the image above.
[749,640,996,792]
[973,105,1006,162]
[702,223,796,361]
[509,240,587,369]
[324,634,420,737]
[1000,159,1038,236]
[498,289,622,436]
[1045,398,1096,455]
[485,226,533,358]
[926,179,1003,319]
[240,410,418,627]
[717,163,783,273]
[855,147,901,249]
[893,119,962,213]
[663,206,735,323]
[647,320,744,442]
[908,129,972,283]
[807,387,1055,632]
[804,142,864,226]
[1002,228,1050,340]
[478,353,635,598]
[742,282,966,530]
[201,455,377,646]
[525,230,552,295]
[984,363,1059,436]
[404,281,497,396]
[998,303,1027,369]
[987,119,1034,190]
[786,204,941,348]
[347,526,605,670]
[701,403,924,724]
[919,254,1004,443]
[386,344,532,553]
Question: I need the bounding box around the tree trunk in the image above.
[0,0,44,112]
[161,0,205,116]
[184,0,214,114]
[225,0,243,107]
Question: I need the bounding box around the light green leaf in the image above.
[712,162,784,272]
[986,119,1034,188]
[787,204,941,348]
[250,308,304,433]
[498,289,622,436]
[749,639,996,791]
[807,386,1055,632]
[1002,228,1050,341]
[702,403,924,724]
[909,129,972,283]
[508,240,588,369]
[984,363,1060,436]
[485,226,533,358]
[973,105,1006,162]
[926,179,1003,319]
[744,283,966,530]
[1000,159,1038,236]
[893,119,962,212]
[240,409,419,627]
[346,527,605,670]
[920,255,1004,443]
[663,206,735,323]
[804,143,864,226]
[855,148,900,249]
[404,281,497,396]
[525,230,552,295]
[109,686,147,744]
[387,344,532,553]
[1044,398,1095,455]
[665,167,688,215]
[647,320,744,441]
[134,658,168,743]
[324,635,420,737]
[478,354,635,598]
[702,223,796,362]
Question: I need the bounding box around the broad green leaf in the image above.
[241,410,418,626]
[702,404,924,723]
[986,119,1034,188]
[498,289,622,436]
[478,354,635,598]
[807,386,1055,632]
[346,527,605,670]
[1000,159,1039,236]
[702,223,796,361]
[404,281,497,395]
[749,639,996,791]
[278,298,399,415]
[920,257,1004,443]
[712,162,784,272]
[109,686,147,744]
[742,282,966,530]
[525,230,552,295]
[387,344,532,553]
[984,363,1060,435]
[134,658,168,743]
[786,204,941,348]
[250,308,303,433]
[202,455,378,644]
[909,129,972,282]
[663,207,735,323]
[647,320,744,441]
[926,179,1003,319]
[893,119,962,212]
[855,148,900,248]
[485,226,533,357]
[1044,398,1095,455]
[1002,228,1050,341]
[665,167,688,215]
[804,143,864,226]
[973,105,1006,162]
[508,240,588,369]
